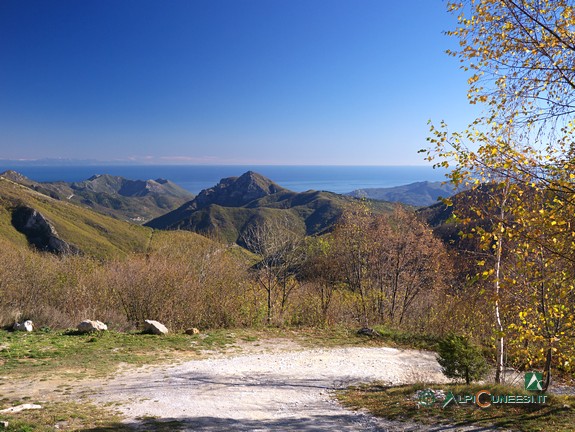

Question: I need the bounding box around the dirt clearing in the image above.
[89,345,453,431]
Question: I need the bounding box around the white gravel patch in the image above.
[90,346,462,431]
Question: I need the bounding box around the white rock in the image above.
[144,320,169,335]
[13,320,33,332]
[0,404,42,413]
[77,320,108,333]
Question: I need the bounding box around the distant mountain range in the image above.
[346,181,459,207]
[1,168,462,254]
[0,170,194,223]
[0,165,479,260]
[146,171,395,244]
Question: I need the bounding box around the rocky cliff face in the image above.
[11,206,79,254]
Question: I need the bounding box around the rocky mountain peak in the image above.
[0,170,33,184]
[192,171,286,209]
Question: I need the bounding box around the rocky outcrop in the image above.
[11,206,79,255]
[13,320,34,332]
[192,171,285,209]
[357,327,382,337]
[77,320,108,333]
[0,170,34,185]
[143,320,169,335]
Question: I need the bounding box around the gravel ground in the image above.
[89,345,510,431]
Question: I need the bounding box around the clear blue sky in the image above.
[0,0,478,165]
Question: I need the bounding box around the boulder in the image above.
[185,327,200,335]
[0,403,42,413]
[357,327,382,337]
[144,320,168,335]
[13,320,34,332]
[77,320,108,333]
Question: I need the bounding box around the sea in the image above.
[0,165,450,195]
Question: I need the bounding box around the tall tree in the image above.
[301,236,341,325]
[331,201,374,327]
[424,0,575,385]
[369,207,450,327]
[241,216,304,324]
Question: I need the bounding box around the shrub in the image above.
[437,334,488,384]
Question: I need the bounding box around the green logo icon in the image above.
[443,391,457,408]
[418,389,436,407]
[525,372,543,391]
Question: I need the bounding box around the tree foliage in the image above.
[437,334,489,384]
[327,203,451,328]
[447,0,575,131]
[423,0,575,386]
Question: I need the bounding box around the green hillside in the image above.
[0,177,153,258]
[0,171,194,224]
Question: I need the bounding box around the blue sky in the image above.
[0,0,479,165]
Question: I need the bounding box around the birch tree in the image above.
[423,0,575,385]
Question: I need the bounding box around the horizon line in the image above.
[0,160,438,168]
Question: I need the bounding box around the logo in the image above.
[442,391,457,408]
[441,386,548,409]
[418,389,436,407]
[415,379,549,410]
[525,372,543,391]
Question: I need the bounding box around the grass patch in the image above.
[208,325,439,351]
[203,325,439,351]
[372,326,440,351]
[338,382,575,432]
[0,400,130,432]
[0,400,192,431]
[223,326,399,349]
[0,329,237,380]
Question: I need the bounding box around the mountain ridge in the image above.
[346,180,459,207]
[146,171,395,243]
[0,170,194,223]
